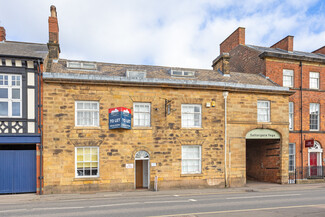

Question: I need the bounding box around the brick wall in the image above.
[270,36,294,52]
[229,45,266,74]
[220,27,245,54]
[246,139,281,183]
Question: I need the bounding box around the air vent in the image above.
[126,70,146,79]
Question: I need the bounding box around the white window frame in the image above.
[181,145,202,174]
[67,61,97,70]
[181,104,202,128]
[0,74,22,118]
[309,72,319,89]
[310,103,320,131]
[133,102,151,127]
[75,101,99,127]
[257,100,270,122]
[171,70,195,77]
[283,69,294,88]
[289,143,295,172]
[289,102,294,131]
[75,147,99,178]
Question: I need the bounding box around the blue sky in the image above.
[0,0,324,69]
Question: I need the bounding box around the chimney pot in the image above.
[50,5,57,18]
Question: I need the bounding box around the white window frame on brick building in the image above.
[75,147,99,178]
[289,143,295,172]
[257,100,270,122]
[133,102,151,127]
[310,103,320,131]
[181,145,201,174]
[181,104,202,128]
[309,72,319,89]
[289,102,294,131]
[75,101,99,127]
[283,69,294,87]
[0,74,22,118]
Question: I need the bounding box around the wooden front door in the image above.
[136,160,143,188]
[310,152,318,176]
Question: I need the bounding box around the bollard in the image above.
[154,176,158,191]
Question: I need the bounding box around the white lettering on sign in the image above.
[126,164,133,169]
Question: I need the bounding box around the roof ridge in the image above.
[4,40,47,46]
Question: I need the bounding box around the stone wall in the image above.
[43,81,290,193]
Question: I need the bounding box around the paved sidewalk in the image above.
[1,182,325,205]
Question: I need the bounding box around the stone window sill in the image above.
[133,127,153,130]
[73,127,101,130]
[181,127,203,130]
[180,173,203,177]
[73,177,101,181]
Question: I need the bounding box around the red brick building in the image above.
[216,27,325,183]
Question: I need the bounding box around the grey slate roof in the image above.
[45,59,290,92]
[0,41,48,59]
[246,44,325,61]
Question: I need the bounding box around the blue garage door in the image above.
[0,150,36,194]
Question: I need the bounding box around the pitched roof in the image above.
[0,41,48,59]
[246,44,325,61]
[44,59,291,93]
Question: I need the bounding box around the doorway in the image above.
[308,141,323,177]
[245,129,281,183]
[135,151,150,189]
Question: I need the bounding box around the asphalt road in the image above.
[1,187,325,217]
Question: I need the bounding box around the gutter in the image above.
[259,52,325,64]
[43,72,291,94]
[37,60,43,195]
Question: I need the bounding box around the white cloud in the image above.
[0,0,324,69]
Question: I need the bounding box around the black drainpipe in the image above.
[300,61,303,173]
[37,60,43,195]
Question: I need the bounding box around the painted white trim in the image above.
[133,102,151,127]
[75,146,100,178]
[257,100,270,123]
[181,145,202,174]
[0,74,22,118]
[134,150,150,189]
[75,101,99,127]
[181,104,202,128]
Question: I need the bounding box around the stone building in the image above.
[0,26,47,194]
[40,7,293,194]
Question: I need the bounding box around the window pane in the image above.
[0,102,8,116]
[12,102,20,116]
[12,89,20,99]
[0,88,8,98]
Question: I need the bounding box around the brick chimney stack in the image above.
[0,27,6,42]
[312,46,325,55]
[47,5,60,59]
[270,36,294,52]
[220,27,245,54]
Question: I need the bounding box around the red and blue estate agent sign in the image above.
[109,107,132,129]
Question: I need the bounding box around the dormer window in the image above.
[67,62,97,70]
[170,70,195,77]
[126,70,146,79]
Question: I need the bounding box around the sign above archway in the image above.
[246,129,280,139]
